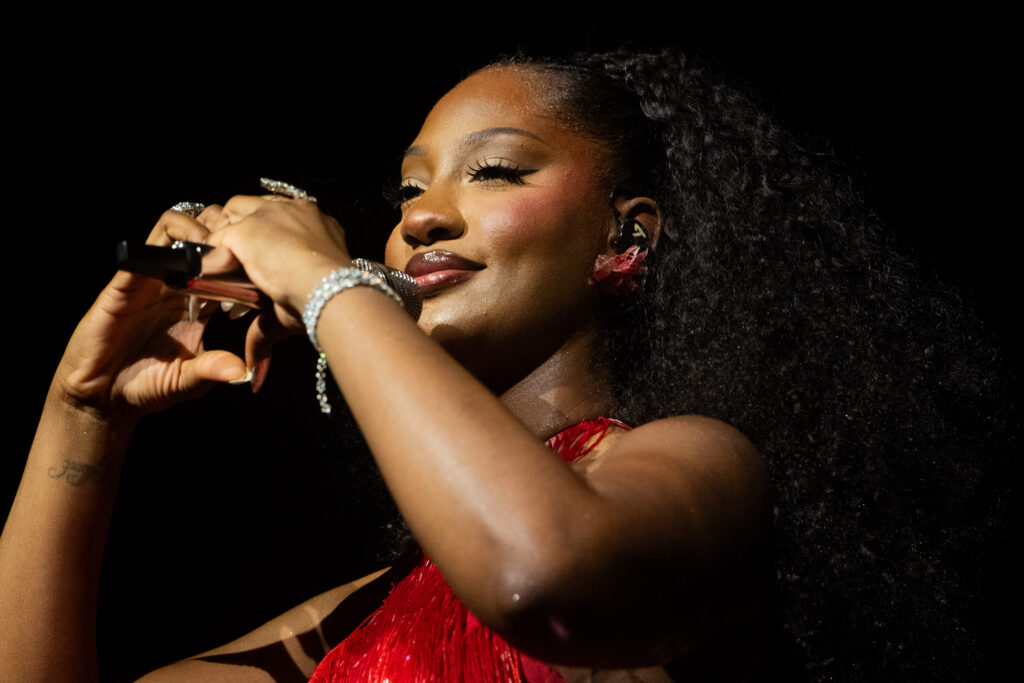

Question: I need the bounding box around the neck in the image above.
[498,327,614,441]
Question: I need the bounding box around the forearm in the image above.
[316,289,597,609]
[0,384,135,682]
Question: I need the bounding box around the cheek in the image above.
[383,225,404,268]
[475,179,603,256]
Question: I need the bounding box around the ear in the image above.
[608,195,661,253]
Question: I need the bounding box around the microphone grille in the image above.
[352,258,422,321]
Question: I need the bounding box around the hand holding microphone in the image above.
[116,179,422,403]
[114,241,422,321]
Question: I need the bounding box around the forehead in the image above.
[409,67,588,154]
[432,67,547,118]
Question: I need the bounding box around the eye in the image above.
[385,181,426,209]
[467,158,537,185]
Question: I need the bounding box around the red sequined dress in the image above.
[308,417,630,683]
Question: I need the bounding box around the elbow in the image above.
[489,550,573,621]
[467,529,750,666]
[474,544,622,664]
[486,558,575,657]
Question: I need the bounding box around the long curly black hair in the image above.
[482,49,1014,680]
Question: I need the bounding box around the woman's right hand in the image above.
[52,208,249,420]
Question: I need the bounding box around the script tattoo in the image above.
[48,456,111,486]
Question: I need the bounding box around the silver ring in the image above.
[259,177,318,203]
[169,201,206,218]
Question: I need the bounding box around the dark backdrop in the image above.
[3,5,1017,680]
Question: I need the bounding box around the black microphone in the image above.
[116,241,422,320]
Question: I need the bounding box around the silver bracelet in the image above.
[304,266,402,413]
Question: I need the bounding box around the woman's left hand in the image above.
[199,194,352,382]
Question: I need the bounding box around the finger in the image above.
[135,350,249,410]
[196,225,248,279]
[222,194,273,224]
[184,349,250,386]
[196,244,243,277]
[244,311,285,372]
[252,356,271,394]
[145,208,241,284]
[146,209,211,246]
[196,204,231,231]
[244,310,298,393]
[165,220,213,246]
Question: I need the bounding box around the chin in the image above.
[417,287,494,335]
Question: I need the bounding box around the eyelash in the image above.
[387,159,536,209]
[466,158,535,184]
[385,183,424,209]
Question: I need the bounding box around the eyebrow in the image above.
[403,127,545,159]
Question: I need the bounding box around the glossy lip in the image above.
[405,250,485,298]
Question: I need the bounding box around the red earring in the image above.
[591,219,650,294]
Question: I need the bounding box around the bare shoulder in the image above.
[618,414,758,455]
[137,567,390,682]
[583,414,764,486]
[577,415,771,550]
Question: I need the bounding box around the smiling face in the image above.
[384,67,617,387]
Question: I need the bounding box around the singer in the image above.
[0,49,1010,681]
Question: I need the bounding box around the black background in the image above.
[3,4,1018,680]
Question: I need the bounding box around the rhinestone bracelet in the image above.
[304,267,402,413]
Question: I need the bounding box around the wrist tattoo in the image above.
[48,456,112,486]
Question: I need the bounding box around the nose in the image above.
[398,186,466,247]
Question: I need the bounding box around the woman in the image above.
[0,49,1008,681]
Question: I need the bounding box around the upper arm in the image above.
[581,415,771,567]
[137,568,389,682]
[500,415,774,665]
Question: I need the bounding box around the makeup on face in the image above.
[383,68,614,363]
[404,250,485,298]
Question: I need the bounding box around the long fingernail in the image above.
[229,304,253,320]
[188,296,198,323]
[252,358,271,394]
[229,367,255,385]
